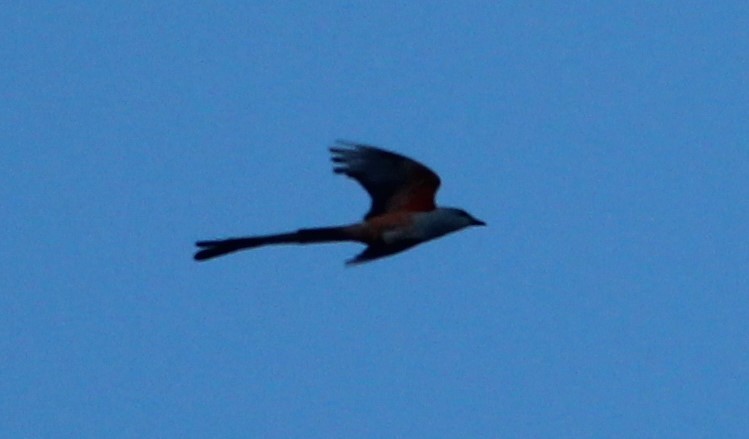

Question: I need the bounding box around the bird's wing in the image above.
[330,141,441,219]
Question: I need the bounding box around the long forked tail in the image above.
[194,226,357,261]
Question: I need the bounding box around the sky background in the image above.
[3,2,748,438]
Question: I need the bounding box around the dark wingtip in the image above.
[334,139,376,150]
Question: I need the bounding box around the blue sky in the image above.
[3,2,748,437]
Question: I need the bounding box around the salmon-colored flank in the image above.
[345,211,415,243]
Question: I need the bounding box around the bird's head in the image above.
[414,207,485,241]
[443,207,486,227]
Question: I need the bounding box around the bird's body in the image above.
[194,141,484,265]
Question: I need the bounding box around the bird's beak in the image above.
[471,217,486,226]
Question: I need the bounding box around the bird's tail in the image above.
[194,226,356,261]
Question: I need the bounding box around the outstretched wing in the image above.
[330,141,441,219]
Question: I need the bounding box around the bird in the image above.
[194,141,485,265]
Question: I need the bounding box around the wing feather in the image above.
[330,141,441,219]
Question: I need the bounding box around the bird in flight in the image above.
[194,141,485,265]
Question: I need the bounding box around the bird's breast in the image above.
[361,210,462,245]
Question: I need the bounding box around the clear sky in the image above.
[3,2,748,438]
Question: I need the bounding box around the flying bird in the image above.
[194,141,485,265]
